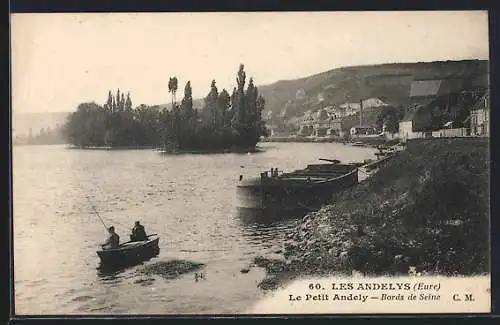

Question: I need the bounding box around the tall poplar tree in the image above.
[169,77,178,108]
[204,80,218,128]
[217,89,231,128]
[121,93,126,111]
[245,77,258,127]
[236,64,246,126]
[105,90,113,111]
[181,81,194,131]
[116,89,121,111]
[125,92,133,111]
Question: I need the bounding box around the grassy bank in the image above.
[254,138,490,289]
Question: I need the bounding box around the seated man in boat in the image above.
[101,226,120,250]
[130,221,148,241]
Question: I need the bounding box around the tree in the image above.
[235,64,247,126]
[204,80,218,128]
[64,102,106,147]
[217,89,231,128]
[377,105,404,134]
[125,92,133,111]
[181,81,193,109]
[230,87,239,128]
[245,77,258,127]
[62,64,268,151]
[256,95,268,137]
[116,89,122,111]
[168,77,178,108]
[105,90,113,111]
[181,81,195,133]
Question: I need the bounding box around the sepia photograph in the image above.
[11,11,490,315]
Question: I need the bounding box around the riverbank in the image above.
[159,146,264,155]
[63,144,263,154]
[65,145,159,150]
[262,136,401,147]
[253,137,490,290]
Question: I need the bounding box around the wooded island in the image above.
[63,65,269,152]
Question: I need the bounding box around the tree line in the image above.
[14,125,66,145]
[63,64,269,151]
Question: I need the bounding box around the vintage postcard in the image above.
[11,11,490,315]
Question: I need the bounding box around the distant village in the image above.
[264,77,489,141]
[13,71,490,146]
[12,124,65,145]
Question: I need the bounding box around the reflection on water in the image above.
[97,271,123,283]
[236,206,308,225]
[14,142,377,314]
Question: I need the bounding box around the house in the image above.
[350,125,377,136]
[409,79,466,116]
[470,92,489,136]
[327,119,343,137]
[400,78,476,140]
[398,100,435,140]
[311,108,329,136]
[339,102,361,116]
[296,110,315,135]
[361,97,389,109]
[296,107,347,137]
[431,120,468,138]
[323,105,346,119]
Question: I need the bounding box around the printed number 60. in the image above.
[309,283,322,290]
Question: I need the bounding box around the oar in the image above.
[319,158,341,164]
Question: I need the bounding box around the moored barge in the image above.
[237,160,358,217]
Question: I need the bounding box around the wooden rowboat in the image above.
[96,235,160,267]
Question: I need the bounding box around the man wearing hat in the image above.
[130,221,147,241]
[102,226,120,249]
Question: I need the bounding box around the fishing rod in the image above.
[84,194,108,230]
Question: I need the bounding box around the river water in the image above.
[13,142,376,315]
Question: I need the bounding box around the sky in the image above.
[11,11,489,113]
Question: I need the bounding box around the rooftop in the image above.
[410,80,442,98]
[409,78,465,98]
[471,92,489,111]
[401,98,436,122]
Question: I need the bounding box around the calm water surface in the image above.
[13,142,376,315]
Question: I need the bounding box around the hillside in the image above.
[256,59,488,123]
[11,60,488,138]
